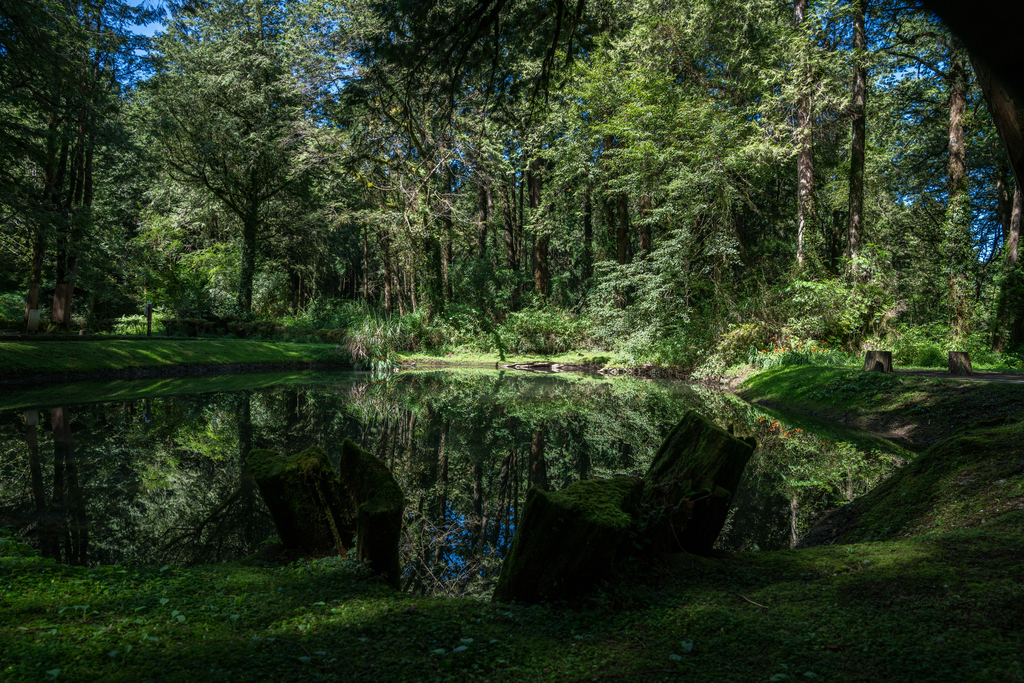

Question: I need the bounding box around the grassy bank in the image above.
[738,365,1024,444]
[2,521,1022,682]
[0,340,348,383]
[0,370,357,411]
[800,415,1024,547]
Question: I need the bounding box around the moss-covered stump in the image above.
[248,446,354,556]
[337,440,404,588]
[640,410,756,555]
[493,476,643,604]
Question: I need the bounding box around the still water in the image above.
[0,369,908,595]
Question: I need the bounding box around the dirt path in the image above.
[894,369,1024,384]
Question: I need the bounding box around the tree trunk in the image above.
[534,234,550,299]
[1007,183,1021,268]
[971,55,1024,199]
[529,427,547,491]
[583,186,594,280]
[993,183,1023,350]
[948,351,973,375]
[616,194,630,265]
[503,182,517,271]
[846,0,867,272]
[238,204,258,316]
[861,350,892,372]
[528,160,550,299]
[477,183,489,259]
[383,237,393,315]
[795,0,814,270]
[945,48,973,342]
[638,194,652,256]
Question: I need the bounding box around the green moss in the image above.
[641,411,756,554]
[0,339,347,381]
[550,476,640,531]
[2,521,1023,681]
[803,415,1024,545]
[739,365,1024,445]
[248,447,353,556]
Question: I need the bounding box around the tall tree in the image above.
[144,0,308,316]
[846,0,868,272]
[794,0,814,269]
[943,42,973,342]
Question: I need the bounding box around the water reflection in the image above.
[0,370,909,595]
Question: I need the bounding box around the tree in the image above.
[143,0,309,316]
[846,0,868,272]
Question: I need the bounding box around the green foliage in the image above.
[0,292,26,327]
[111,308,170,336]
[497,307,592,355]
[883,323,1000,368]
[746,338,854,371]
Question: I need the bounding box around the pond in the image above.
[0,368,911,596]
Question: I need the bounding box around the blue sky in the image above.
[131,0,166,37]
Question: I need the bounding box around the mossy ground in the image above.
[2,524,1021,682]
[0,340,346,381]
[799,415,1024,547]
[739,365,1024,444]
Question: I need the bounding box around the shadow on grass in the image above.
[4,523,1023,682]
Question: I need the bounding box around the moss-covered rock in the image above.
[337,440,405,588]
[640,410,756,555]
[248,446,354,556]
[493,476,643,604]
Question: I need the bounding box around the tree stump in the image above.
[337,440,405,589]
[639,410,756,555]
[248,446,355,556]
[493,476,643,604]
[862,350,892,373]
[948,351,973,375]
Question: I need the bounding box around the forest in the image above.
[3,4,1024,679]
[1,0,1022,371]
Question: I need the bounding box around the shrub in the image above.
[747,337,853,371]
[112,308,169,336]
[498,307,591,355]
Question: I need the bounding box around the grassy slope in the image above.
[738,365,1024,444]
[0,340,345,380]
[2,525,1022,682]
[799,412,1024,548]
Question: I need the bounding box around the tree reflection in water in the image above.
[0,370,908,595]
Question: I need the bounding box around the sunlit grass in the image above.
[0,340,346,378]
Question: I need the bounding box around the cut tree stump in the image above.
[337,440,405,589]
[640,411,756,555]
[862,350,892,373]
[248,446,355,556]
[492,476,644,604]
[948,351,973,375]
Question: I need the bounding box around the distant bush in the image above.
[885,323,998,368]
[497,307,591,355]
[747,337,853,371]
[112,308,169,336]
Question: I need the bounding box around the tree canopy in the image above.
[1,0,1021,366]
